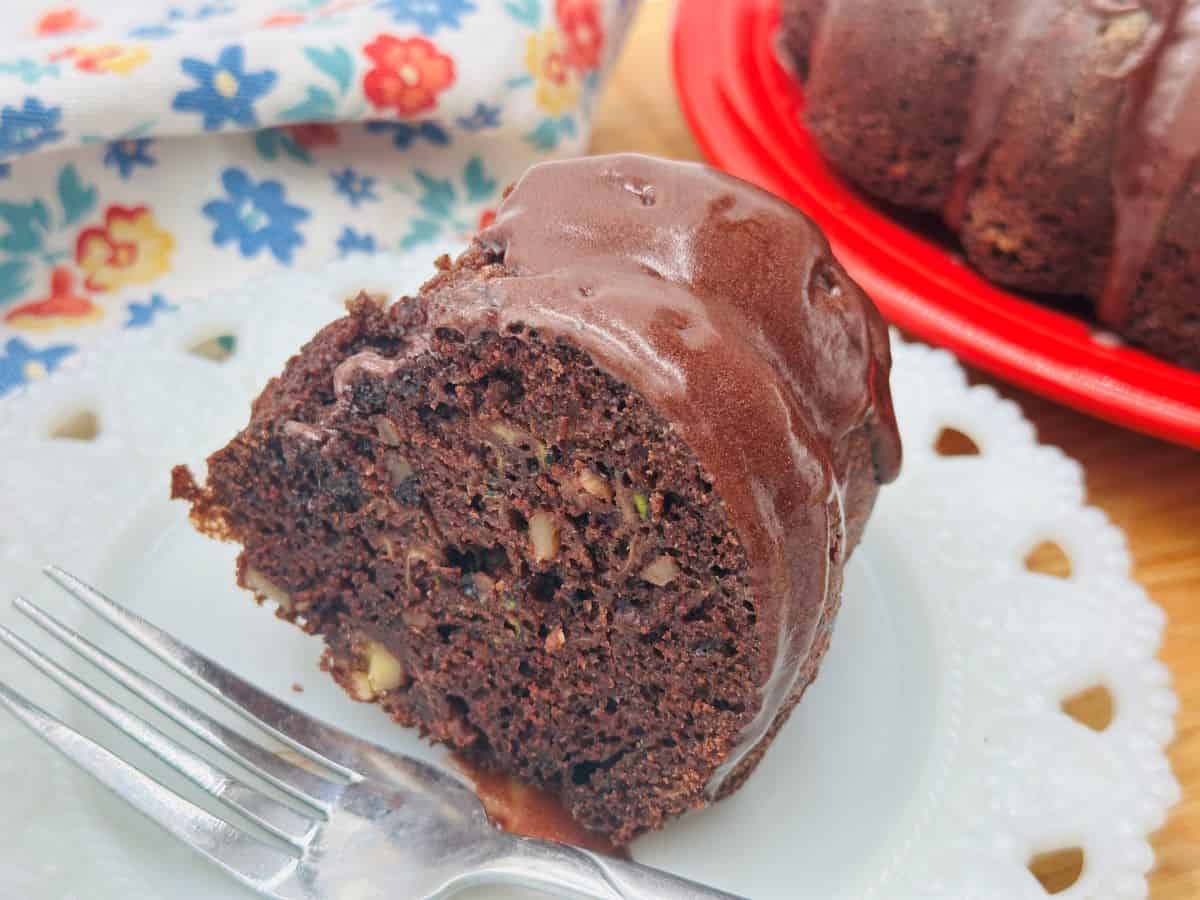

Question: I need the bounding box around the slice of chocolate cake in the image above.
[173,154,901,844]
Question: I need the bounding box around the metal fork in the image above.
[0,566,744,900]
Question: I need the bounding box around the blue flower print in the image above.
[125,293,177,328]
[456,102,501,132]
[331,168,378,207]
[366,120,450,150]
[172,46,277,132]
[203,167,310,264]
[337,227,377,257]
[375,0,477,34]
[131,2,236,37]
[167,3,236,22]
[129,25,174,38]
[103,139,156,180]
[0,338,76,397]
[0,98,64,160]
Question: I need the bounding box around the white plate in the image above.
[0,246,1179,900]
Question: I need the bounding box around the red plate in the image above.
[672,0,1200,448]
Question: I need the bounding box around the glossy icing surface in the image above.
[934,0,1200,323]
[943,0,1070,229]
[409,154,901,794]
[451,755,626,856]
[1104,0,1200,321]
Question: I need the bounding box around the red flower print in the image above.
[478,209,496,230]
[319,0,366,15]
[262,1,361,25]
[362,36,455,117]
[262,12,306,27]
[555,0,605,72]
[285,123,340,149]
[4,268,100,330]
[35,6,96,37]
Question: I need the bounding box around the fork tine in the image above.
[13,594,341,813]
[44,565,363,779]
[0,622,319,848]
[0,680,299,892]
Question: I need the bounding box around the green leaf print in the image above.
[0,259,31,305]
[254,129,312,164]
[0,199,50,255]
[0,59,60,84]
[281,85,337,123]
[463,157,497,203]
[57,165,97,227]
[504,0,541,26]
[400,218,442,249]
[414,172,457,220]
[304,46,353,96]
[525,118,560,151]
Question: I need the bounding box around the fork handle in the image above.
[482,835,748,900]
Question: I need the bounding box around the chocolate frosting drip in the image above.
[943,0,1071,230]
[407,154,899,796]
[939,0,1200,323]
[1103,0,1200,322]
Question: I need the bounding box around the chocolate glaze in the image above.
[357,154,900,797]
[451,754,627,857]
[1103,0,1200,322]
[936,0,1200,323]
[943,0,1071,230]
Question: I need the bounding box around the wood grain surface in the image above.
[588,3,1200,896]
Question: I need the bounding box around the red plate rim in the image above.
[672,0,1200,449]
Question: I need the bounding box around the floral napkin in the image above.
[0,0,637,397]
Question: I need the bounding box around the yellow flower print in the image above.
[93,45,150,74]
[54,44,150,75]
[75,205,174,292]
[525,28,579,117]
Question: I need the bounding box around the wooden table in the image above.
[589,2,1200,896]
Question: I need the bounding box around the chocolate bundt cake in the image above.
[173,154,900,844]
[779,0,1200,368]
